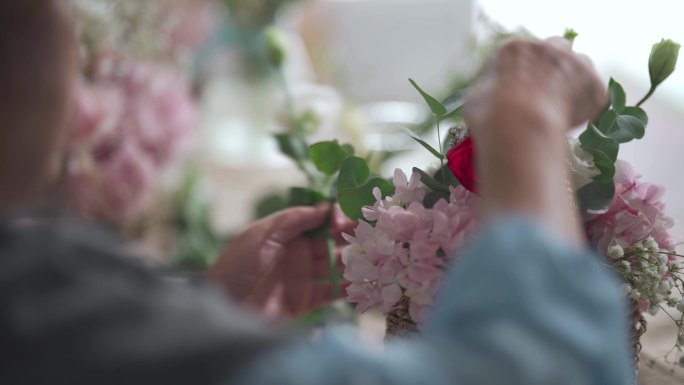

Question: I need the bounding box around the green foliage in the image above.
[409,78,447,117]
[563,28,578,45]
[275,133,309,161]
[412,167,450,194]
[576,180,616,212]
[400,127,445,160]
[338,178,395,220]
[309,141,348,175]
[338,156,370,191]
[609,78,626,113]
[579,124,619,162]
[255,194,288,219]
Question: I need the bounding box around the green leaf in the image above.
[255,194,288,219]
[400,126,444,160]
[412,167,450,194]
[423,191,450,208]
[309,141,348,175]
[649,38,680,88]
[622,106,648,125]
[608,115,646,143]
[579,124,619,162]
[341,143,355,156]
[596,110,618,135]
[587,149,615,183]
[563,28,578,45]
[338,156,370,190]
[608,78,626,113]
[338,178,394,220]
[409,78,447,117]
[576,180,615,212]
[289,187,327,206]
[275,133,309,161]
[433,165,461,187]
[442,88,467,117]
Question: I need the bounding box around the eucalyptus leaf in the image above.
[608,115,645,143]
[412,167,450,194]
[587,149,615,183]
[409,78,447,117]
[289,187,327,206]
[338,178,395,220]
[596,110,618,135]
[622,106,648,125]
[576,180,616,212]
[579,124,619,162]
[309,141,348,175]
[342,143,355,156]
[433,164,461,187]
[609,78,626,113]
[255,194,288,219]
[442,88,467,117]
[338,156,370,190]
[400,126,445,160]
[275,133,309,161]
[423,191,450,208]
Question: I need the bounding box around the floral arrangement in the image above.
[64,1,198,224]
[338,36,684,367]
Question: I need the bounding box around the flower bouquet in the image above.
[337,36,684,369]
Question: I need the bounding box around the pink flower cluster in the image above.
[342,169,479,325]
[585,160,676,255]
[65,59,196,223]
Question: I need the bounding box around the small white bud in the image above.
[643,237,658,251]
[620,260,631,272]
[621,284,633,295]
[658,254,669,264]
[658,264,669,275]
[608,245,624,259]
[630,290,641,300]
[648,306,660,316]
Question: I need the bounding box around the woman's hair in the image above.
[0,0,76,208]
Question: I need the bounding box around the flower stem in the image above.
[637,85,656,107]
[436,117,446,181]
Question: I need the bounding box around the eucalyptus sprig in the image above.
[576,38,680,211]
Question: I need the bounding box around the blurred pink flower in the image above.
[67,140,156,223]
[65,58,197,223]
[585,160,676,254]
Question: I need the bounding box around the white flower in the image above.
[643,236,659,252]
[658,264,669,275]
[608,245,625,259]
[648,306,660,316]
[567,137,601,189]
[658,254,669,264]
[621,283,633,295]
[658,280,672,294]
[630,290,641,300]
[620,260,631,272]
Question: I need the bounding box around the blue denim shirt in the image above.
[232,219,633,385]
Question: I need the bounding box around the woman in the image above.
[1,2,631,384]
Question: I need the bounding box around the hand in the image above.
[464,37,606,134]
[464,37,607,247]
[208,204,354,320]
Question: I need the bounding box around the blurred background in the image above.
[64,1,684,380]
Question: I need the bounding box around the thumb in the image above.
[267,204,331,243]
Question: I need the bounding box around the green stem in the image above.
[637,85,656,107]
[436,117,446,181]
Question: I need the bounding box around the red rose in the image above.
[446,135,478,194]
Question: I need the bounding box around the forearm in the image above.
[476,105,585,247]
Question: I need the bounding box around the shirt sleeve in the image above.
[230,218,633,385]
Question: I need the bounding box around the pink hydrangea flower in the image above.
[342,169,479,326]
[64,59,197,223]
[585,160,676,255]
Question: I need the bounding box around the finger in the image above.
[268,203,332,243]
[545,36,572,51]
